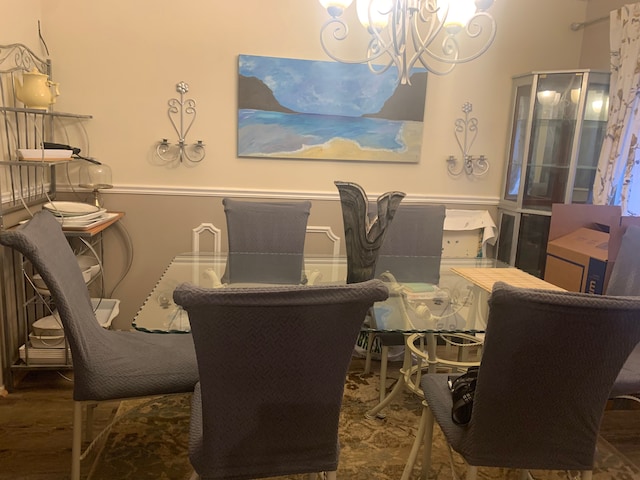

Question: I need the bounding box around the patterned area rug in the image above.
[88,360,640,480]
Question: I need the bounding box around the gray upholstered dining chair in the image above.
[363,204,449,397]
[606,224,640,403]
[0,210,199,480]
[221,198,311,284]
[402,282,640,480]
[173,279,389,480]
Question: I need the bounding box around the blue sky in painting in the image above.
[238,55,398,117]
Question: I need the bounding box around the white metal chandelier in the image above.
[317,0,497,85]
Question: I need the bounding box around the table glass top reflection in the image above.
[132,252,512,334]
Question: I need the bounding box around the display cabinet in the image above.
[496,70,610,277]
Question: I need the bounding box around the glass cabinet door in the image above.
[522,72,584,211]
[503,81,533,203]
[572,72,609,204]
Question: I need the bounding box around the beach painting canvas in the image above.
[237,54,427,163]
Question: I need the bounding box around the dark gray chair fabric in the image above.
[174,279,389,480]
[365,205,446,392]
[0,210,199,480]
[606,224,640,399]
[222,198,311,284]
[374,203,446,284]
[606,224,640,296]
[405,282,640,479]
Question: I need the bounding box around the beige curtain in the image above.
[592,3,640,215]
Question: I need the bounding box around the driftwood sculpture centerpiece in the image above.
[335,181,405,284]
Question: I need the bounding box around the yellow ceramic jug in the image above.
[15,68,60,110]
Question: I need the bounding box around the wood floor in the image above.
[1,368,640,479]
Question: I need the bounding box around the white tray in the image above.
[17,149,73,161]
[19,344,72,365]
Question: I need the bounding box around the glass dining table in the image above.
[132,252,560,418]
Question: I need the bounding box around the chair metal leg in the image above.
[85,402,97,442]
[581,471,593,480]
[519,470,530,480]
[421,406,435,480]
[326,471,337,480]
[364,332,375,374]
[401,403,430,480]
[71,401,83,480]
[379,345,390,404]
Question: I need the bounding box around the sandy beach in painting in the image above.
[261,122,424,163]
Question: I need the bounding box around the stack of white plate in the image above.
[43,201,107,228]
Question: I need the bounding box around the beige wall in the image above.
[3,0,619,330]
[578,0,629,69]
[33,0,586,199]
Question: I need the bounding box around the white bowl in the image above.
[32,314,64,337]
[32,254,99,290]
[29,333,66,348]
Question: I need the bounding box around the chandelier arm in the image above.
[408,8,456,76]
[421,14,497,65]
[317,0,497,84]
[320,17,392,67]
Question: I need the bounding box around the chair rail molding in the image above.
[58,184,499,206]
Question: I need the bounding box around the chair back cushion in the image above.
[0,211,199,401]
[465,282,640,470]
[374,204,445,284]
[222,198,311,284]
[174,279,388,479]
[0,211,102,368]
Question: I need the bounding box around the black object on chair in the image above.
[402,282,640,480]
[0,211,199,480]
[222,198,311,284]
[606,224,640,402]
[174,279,389,480]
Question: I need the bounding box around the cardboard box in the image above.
[545,227,609,294]
[544,204,623,294]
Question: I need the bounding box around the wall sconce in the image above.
[446,102,489,177]
[155,81,205,165]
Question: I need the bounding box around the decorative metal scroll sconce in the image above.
[446,102,489,177]
[155,81,205,165]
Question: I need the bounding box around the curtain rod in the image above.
[570,14,609,31]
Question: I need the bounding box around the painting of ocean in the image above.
[237,55,427,163]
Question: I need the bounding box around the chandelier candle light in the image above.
[317,0,497,85]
